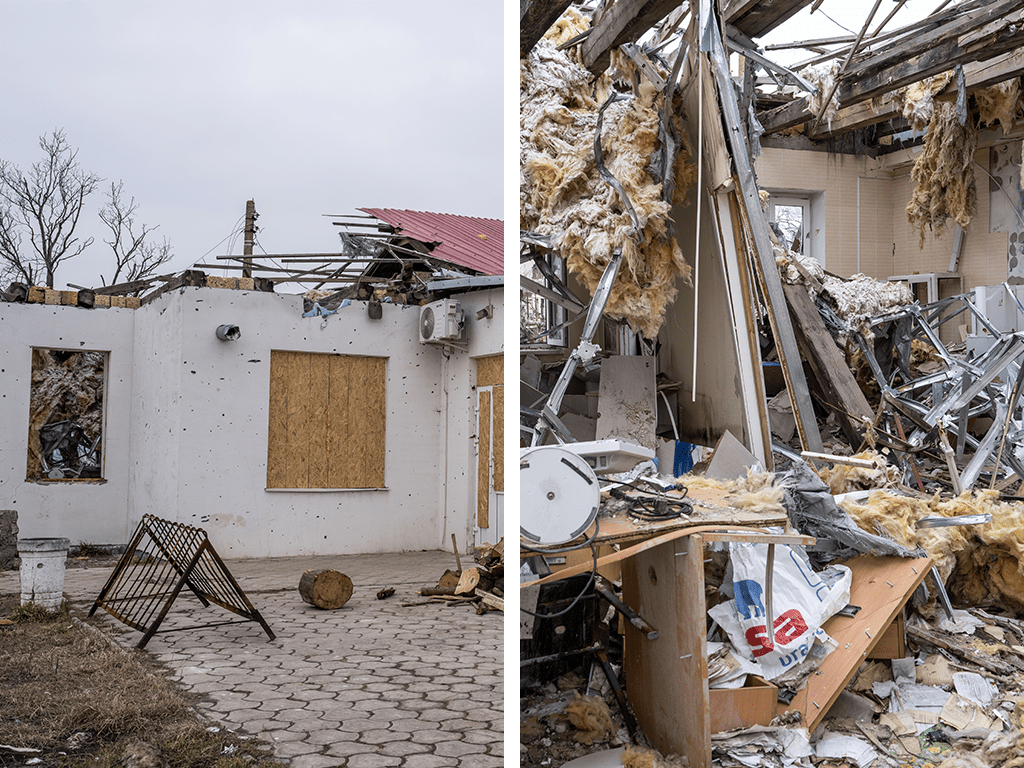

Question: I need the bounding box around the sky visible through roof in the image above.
[0,1,503,292]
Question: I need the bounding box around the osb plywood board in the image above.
[493,386,504,492]
[781,555,932,731]
[623,534,711,767]
[267,350,309,488]
[476,355,503,388]
[478,389,492,528]
[268,352,386,489]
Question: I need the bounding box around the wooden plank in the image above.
[581,0,680,75]
[520,0,573,57]
[521,524,805,589]
[267,351,308,488]
[493,386,504,492]
[724,0,813,38]
[307,353,331,488]
[761,2,1024,134]
[808,49,1024,139]
[327,355,352,489]
[477,389,492,528]
[783,283,874,446]
[623,534,710,767]
[780,555,932,732]
[349,357,387,488]
[476,355,504,388]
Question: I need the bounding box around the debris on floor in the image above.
[520,0,1024,765]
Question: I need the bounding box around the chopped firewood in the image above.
[475,588,504,612]
[376,587,395,600]
[438,569,461,590]
[298,569,353,610]
[455,566,494,595]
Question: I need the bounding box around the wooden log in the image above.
[475,589,504,612]
[438,569,461,590]
[298,569,353,609]
[420,586,457,596]
[455,567,494,596]
[907,625,1018,676]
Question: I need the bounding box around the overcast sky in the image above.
[0,1,503,292]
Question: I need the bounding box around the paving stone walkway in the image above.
[2,550,503,767]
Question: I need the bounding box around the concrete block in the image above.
[44,288,60,305]
[110,295,127,308]
[206,276,238,289]
[238,277,255,290]
[60,290,78,306]
[27,286,45,303]
[126,296,141,309]
[93,294,111,307]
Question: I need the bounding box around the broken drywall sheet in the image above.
[520,11,697,338]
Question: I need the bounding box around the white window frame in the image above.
[770,195,812,261]
[520,254,568,349]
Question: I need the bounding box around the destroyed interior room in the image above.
[519,0,1024,766]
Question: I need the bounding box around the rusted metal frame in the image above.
[88,520,151,621]
[707,12,822,452]
[137,540,209,649]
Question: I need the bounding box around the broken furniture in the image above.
[90,514,275,649]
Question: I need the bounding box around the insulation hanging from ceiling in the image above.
[520,14,698,338]
[906,100,978,247]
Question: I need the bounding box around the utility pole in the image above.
[243,199,257,279]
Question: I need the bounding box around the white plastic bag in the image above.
[709,543,851,681]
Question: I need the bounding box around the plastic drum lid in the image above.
[520,446,600,545]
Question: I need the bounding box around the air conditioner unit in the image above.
[419,299,464,344]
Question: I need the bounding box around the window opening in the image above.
[27,349,106,480]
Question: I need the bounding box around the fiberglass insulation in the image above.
[521,18,697,338]
[842,489,1024,614]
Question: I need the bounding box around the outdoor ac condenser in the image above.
[418,299,464,344]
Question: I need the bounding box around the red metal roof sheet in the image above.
[358,208,503,276]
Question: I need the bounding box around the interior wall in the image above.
[0,303,136,545]
[757,144,1012,296]
[660,187,753,450]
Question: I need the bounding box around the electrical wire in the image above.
[609,482,693,521]
[519,519,600,619]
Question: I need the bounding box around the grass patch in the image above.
[0,593,281,767]
[72,542,109,559]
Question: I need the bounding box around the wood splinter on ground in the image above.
[298,569,353,610]
[376,587,395,600]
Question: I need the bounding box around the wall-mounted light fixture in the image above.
[216,324,241,341]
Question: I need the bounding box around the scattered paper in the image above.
[952,671,996,708]
[815,732,878,767]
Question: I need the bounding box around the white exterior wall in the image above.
[1,284,503,557]
[0,303,137,544]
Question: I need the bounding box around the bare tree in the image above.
[99,181,173,286]
[0,130,101,287]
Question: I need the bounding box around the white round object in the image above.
[520,446,600,545]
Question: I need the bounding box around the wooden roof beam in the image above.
[521,0,574,57]
[581,0,684,75]
[723,0,814,39]
[760,5,1024,134]
[805,49,1024,140]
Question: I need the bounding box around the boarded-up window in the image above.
[267,351,386,489]
[27,349,106,481]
